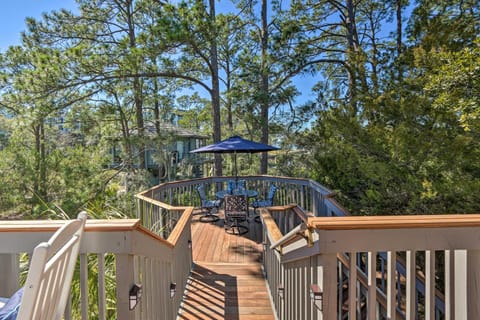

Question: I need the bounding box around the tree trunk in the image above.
[260,0,269,174]
[33,122,47,204]
[126,0,146,169]
[226,57,233,132]
[153,77,161,135]
[209,0,222,177]
[396,0,403,55]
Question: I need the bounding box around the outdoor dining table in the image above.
[216,189,258,200]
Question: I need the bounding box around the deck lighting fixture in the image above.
[310,284,323,310]
[188,239,192,249]
[262,242,268,251]
[170,282,177,298]
[277,284,284,299]
[129,283,142,310]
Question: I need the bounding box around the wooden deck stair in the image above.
[177,210,275,319]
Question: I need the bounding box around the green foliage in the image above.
[0,0,478,219]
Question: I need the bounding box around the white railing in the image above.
[0,208,193,320]
[263,213,480,320]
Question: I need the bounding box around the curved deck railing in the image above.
[135,175,452,319]
[135,175,338,238]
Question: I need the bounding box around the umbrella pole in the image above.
[234,151,238,182]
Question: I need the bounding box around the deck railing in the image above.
[262,208,480,320]
[136,175,335,219]
[135,175,450,319]
[0,208,193,320]
[3,176,470,319]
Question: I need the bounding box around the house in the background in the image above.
[110,122,209,184]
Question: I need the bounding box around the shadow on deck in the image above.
[177,209,275,320]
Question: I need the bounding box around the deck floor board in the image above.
[177,209,274,320]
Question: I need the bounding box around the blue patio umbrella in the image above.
[190,135,279,179]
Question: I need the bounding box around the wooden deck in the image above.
[177,209,275,320]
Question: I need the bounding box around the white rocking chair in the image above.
[0,212,87,320]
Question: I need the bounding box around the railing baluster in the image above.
[338,261,344,318]
[80,253,88,320]
[387,251,396,320]
[425,250,435,320]
[445,250,454,320]
[98,253,106,320]
[367,251,377,320]
[406,250,416,320]
[349,252,357,320]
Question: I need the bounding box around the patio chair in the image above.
[196,184,221,222]
[252,184,277,223]
[226,180,236,194]
[224,194,249,235]
[227,179,246,195]
[236,179,246,190]
[0,212,87,320]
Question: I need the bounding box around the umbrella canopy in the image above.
[190,135,279,178]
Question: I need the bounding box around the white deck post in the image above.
[116,254,136,320]
[0,254,19,296]
[467,250,480,319]
[320,253,337,320]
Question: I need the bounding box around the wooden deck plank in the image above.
[178,210,274,319]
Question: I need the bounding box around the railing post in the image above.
[116,254,136,320]
[0,254,19,296]
[467,250,480,318]
[320,253,337,320]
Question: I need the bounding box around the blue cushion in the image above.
[0,287,23,320]
[253,200,272,207]
[203,199,220,207]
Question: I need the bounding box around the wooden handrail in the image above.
[0,218,181,249]
[309,214,480,230]
[261,208,283,244]
[270,223,307,251]
[136,193,190,211]
[167,207,193,246]
[291,206,314,224]
[0,219,140,232]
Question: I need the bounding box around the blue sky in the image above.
[0,0,77,51]
[0,0,316,105]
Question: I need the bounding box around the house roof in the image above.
[142,122,209,139]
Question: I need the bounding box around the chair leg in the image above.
[199,208,220,222]
[224,217,248,235]
[253,207,261,223]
